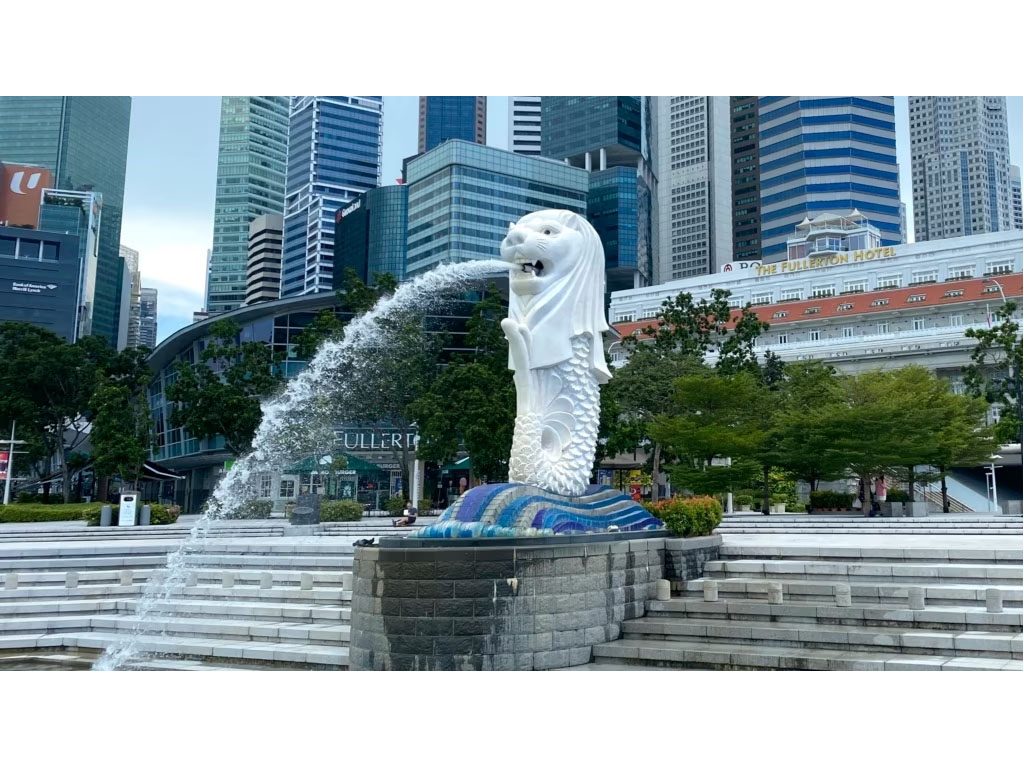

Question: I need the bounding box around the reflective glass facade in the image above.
[281,97,383,297]
[334,185,408,286]
[205,97,290,313]
[541,96,642,162]
[0,96,130,345]
[588,167,652,295]
[404,141,588,276]
[419,97,486,153]
[38,190,102,338]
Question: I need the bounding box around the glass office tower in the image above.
[0,96,131,345]
[333,185,409,286]
[418,97,486,153]
[205,96,290,313]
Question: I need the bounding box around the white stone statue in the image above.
[499,210,611,497]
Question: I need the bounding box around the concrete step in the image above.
[591,638,1022,671]
[681,577,1023,607]
[647,598,1024,633]
[0,583,350,607]
[621,616,1022,658]
[703,559,1023,585]
[2,567,352,589]
[716,527,1022,535]
[0,631,349,668]
[717,545,1023,565]
[86,615,350,646]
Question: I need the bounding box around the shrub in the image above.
[771,494,787,504]
[809,490,855,509]
[224,499,273,519]
[320,500,365,522]
[16,492,46,505]
[384,495,407,514]
[886,489,910,503]
[735,494,753,507]
[644,495,722,538]
[82,502,180,526]
[1,503,99,524]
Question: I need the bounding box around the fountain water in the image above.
[93,258,511,670]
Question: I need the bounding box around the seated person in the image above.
[393,500,418,527]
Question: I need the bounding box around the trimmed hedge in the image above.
[886,489,910,502]
[809,490,855,509]
[223,499,273,519]
[1,503,98,523]
[320,500,365,522]
[735,494,753,507]
[384,496,407,514]
[644,495,723,538]
[82,503,180,526]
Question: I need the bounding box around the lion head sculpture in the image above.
[499,209,611,383]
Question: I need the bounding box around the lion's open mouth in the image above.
[519,260,544,275]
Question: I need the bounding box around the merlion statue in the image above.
[411,210,662,538]
[500,210,609,497]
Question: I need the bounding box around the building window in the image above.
[982,285,1002,294]
[907,294,927,303]
[259,474,273,498]
[615,312,635,323]
[911,270,938,285]
[772,311,788,319]
[803,307,821,315]
[728,298,743,309]
[950,314,964,327]
[871,298,890,307]
[843,280,867,294]
[877,274,902,289]
[641,308,659,319]
[837,303,854,311]
[279,479,296,498]
[751,293,772,305]
[778,334,788,344]
[842,327,854,338]
[948,265,974,279]
[780,288,803,302]
[986,260,1013,275]
[913,317,926,331]
[811,285,835,298]
[943,289,965,298]
[952,380,966,395]
[809,329,820,341]
[878,322,890,334]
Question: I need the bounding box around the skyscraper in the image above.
[404,140,587,277]
[245,213,283,304]
[139,287,158,348]
[541,96,656,293]
[205,96,290,314]
[281,96,383,297]
[418,97,486,153]
[909,97,1014,242]
[509,97,542,156]
[0,96,131,345]
[653,96,733,281]
[333,185,409,287]
[1012,165,1023,231]
[730,97,762,262]
[757,97,901,261]
[119,245,142,349]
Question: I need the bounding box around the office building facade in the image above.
[653,96,733,281]
[1010,165,1022,231]
[139,287,157,348]
[509,97,542,156]
[730,97,762,262]
[333,185,408,287]
[0,96,131,345]
[404,140,588,277]
[119,245,142,348]
[418,97,486,153]
[909,96,1014,242]
[281,96,383,297]
[757,97,901,262]
[0,225,81,341]
[205,96,290,314]
[245,213,283,304]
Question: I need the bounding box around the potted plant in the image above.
[735,494,753,513]
[770,493,787,514]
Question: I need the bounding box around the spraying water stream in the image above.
[94,259,511,670]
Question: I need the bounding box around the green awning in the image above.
[441,456,471,472]
[284,453,384,473]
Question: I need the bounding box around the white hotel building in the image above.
[609,214,1022,395]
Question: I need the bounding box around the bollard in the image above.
[986,588,1003,613]
[100,505,113,527]
[300,572,314,590]
[260,572,273,589]
[222,572,235,589]
[341,572,353,592]
[120,570,133,586]
[767,582,784,605]
[656,579,671,601]
[4,573,17,590]
[835,584,852,608]
[186,571,198,587]
[65,572,79,589]
[908,586,925,611]
[703,580,718,602]
[140,504,151,527]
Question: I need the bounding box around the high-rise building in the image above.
[509,97,542,156]
[542,96,656,293]
[205,97,290,314]
[418,97,486,153]
[757,97,901,261]
[37,188,102,339]
[0,97,131,345]
[333,185,409,287]
[653,96,733,281]
[909,97,1014,242]
[1010,165,1022,231]
[245,213,283,305]
[281,97,383,297]
[404,140,587,277]
[119,245,142,348]
[0,225,81,341]
[730,97,762,262]
[139,287,158,348]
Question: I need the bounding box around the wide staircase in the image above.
[592,540,1023,671]
[716,514,1022,536]
[0,519,420,670]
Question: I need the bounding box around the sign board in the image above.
[335,429,418,451]
[596,469,614,486]
[0,450,8,481]
[721,260,761,273]
[118,493,138,526]
[0,163,53,227]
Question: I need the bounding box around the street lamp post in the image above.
[986,455,1002,515]
[2,422,29,506]
[982,277,1007,306]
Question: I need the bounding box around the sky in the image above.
[120,97,1023,344]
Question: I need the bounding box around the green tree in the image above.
[166,319,284,455]
[963,300,1022,443]
[924,387,997,514]
[89,347,154,491]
